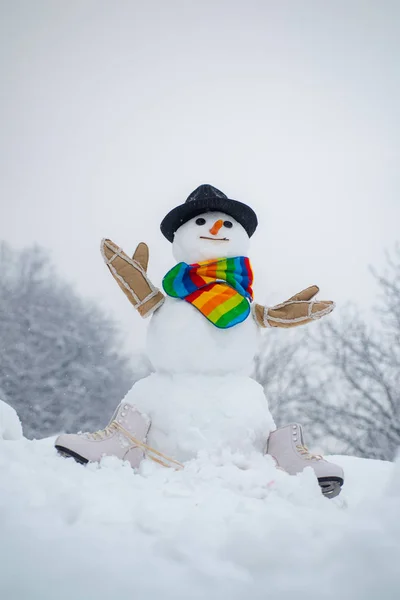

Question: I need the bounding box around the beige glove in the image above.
[100,238,165,318]
[253,285,335,328]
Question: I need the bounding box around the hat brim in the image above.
[160,197,258,242]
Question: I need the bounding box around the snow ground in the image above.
[0,432,399,600]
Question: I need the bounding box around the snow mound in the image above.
[123,373,275,461]
[0,437,398,600]
[0,399,23,440]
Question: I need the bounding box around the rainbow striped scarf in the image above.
[162,257,254,329]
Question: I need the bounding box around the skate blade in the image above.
[318,476,343,499]
[55,445,89,465]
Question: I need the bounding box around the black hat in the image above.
[160,184,258,242]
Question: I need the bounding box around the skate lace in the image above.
[83,420,184,470]
[112,421,184,470]
[85,423,117,441]
[296,444,323,461]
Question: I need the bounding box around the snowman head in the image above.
[172,211,250,264]
[160,184,258,263]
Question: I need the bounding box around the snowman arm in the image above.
[101,239,165,318]
[252,286,335,329]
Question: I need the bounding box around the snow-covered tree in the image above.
[0,242,136,438]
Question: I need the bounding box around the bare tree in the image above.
[0,242,138,438]
[254,247,400,461]
[252,327,308,426]
[306,248,400,460]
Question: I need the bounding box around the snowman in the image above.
[56,185,344,498]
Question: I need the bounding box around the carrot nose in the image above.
[209,219,224,235]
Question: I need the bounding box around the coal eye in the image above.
[195,218,206,226]
[224,220,233,228]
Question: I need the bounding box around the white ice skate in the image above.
[266,424,344,499]
[55,402,183,469]
[55,403,150,467]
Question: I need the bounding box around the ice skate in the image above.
[55,402,151,468]
[55,402,183,469]
[266,424,344,499]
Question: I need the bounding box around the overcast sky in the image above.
[1,0,399,354]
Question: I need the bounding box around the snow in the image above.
[0,431,399,600]
[123,373,275,461]
[0,399,23,440]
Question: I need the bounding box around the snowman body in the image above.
[146,295,259,375]
[124,211,275,460]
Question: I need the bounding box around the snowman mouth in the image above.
[200,236,229,242]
